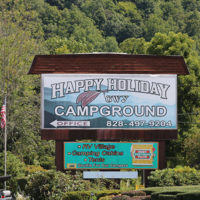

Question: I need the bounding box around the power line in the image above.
[178,113,200,115]
[178,122,200,124]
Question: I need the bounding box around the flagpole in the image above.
[4,96,7,190]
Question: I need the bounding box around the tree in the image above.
[0,13,55,168]
[25,170,89,200]
[45,36,69,54]
[81,0,142,42]
[185,11,200,39]
[160,0,185,31]
[147,32,200,166]
[147,32,200,128]
[119,37,147,54]
[0,0,44,39]
[0,152,26,193]
[183,126,200,168]
[45,0,84,9]
[118,1,141,23]
[39,3,62,39]
[143,13,174,41]
[132,0,156,19]
[102,36,120,52]
[182,0,200,12]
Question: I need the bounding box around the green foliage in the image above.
[0,151,26,193]
[17,177,28,192]
[90,178,120,191]
[103,37,120,52]
[151,192,178,200]
[45,36,69,54]
[63,190,124,200]
[45,0,67,10]
[63,191,93,200]
[147,32,200,141]
[150,191,200,200]
[120,37,147,54]
[147,32,195,57]
[148,167,200,187]
[25,165,47,174]
[1,2,200,198]
[122,191,146,197]
[0,13,51,167]
[177,192,200,200]
[112,195,131,200]
[143,185,200,194]
[120,176,141,191]
[99,196,112,200]
[143,185,200,200]
[132,0,156,18]
[81,0,142,42]
[118,2,137,17]
[25,170,90,200]
[143,13,174,41]
[95,190,121,199]
[182,127,200,168]
[120,33,200,167]
[0,0,44,38]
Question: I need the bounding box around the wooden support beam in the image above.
[56,141,64,171]
[41,129,177,141]
[144,141,166,186]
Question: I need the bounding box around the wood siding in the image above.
[28,54,189,75]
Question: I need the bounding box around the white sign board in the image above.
[41,74,177,129]
[83,171,138,179]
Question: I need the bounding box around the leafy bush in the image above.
[0,151,26,193]
[120,177,140,191]
[90,178,120,190]
[151,191,200,200]
[151,193,177,200]
[17,165,47,191]
[17,177,28,191]
[148,166,200,186]
[176,192,200,200]
[112,195,131,200]
[122,191,146,196]
[96,190,121,199]
[25,170,90,200]
[25,165,47,174]
[63,191,92,200]
[159,194,176,200]
[99,196,114,200]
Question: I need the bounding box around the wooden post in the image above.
[144,141,166,186]
[56,141,64,171]
[159,141,166,169]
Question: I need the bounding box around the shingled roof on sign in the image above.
[28,53,189,75]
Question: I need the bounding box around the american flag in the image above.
[0,99,6,129]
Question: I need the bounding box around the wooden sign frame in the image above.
[29,53,189,141]
[28,53,189,174]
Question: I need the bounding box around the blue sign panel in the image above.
[42,74,177,129]
[64,142,158,169]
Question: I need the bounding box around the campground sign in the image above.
[29,54,189,173]
[42,74,177,129]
